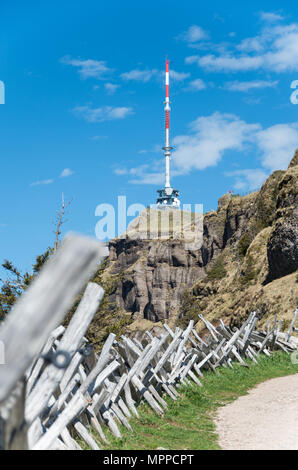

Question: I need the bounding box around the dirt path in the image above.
[215,374,298,450]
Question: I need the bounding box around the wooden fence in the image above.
[0,235,297,450]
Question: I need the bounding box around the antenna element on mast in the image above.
[156,58,180,209]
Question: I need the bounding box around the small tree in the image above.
[53,193,73,253]
[0,249,52,319]
[0,194,73,320]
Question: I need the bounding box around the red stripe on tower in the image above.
[165,59,170,131]
[166,111,169,129]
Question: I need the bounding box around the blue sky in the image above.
[1,0,298,275]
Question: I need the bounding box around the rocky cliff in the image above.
[89,151,298,345]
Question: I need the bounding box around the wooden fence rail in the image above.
[0,235,297,450]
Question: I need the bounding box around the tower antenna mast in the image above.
[156,58,180,209]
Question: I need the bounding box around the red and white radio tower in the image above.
[156,58,180,209]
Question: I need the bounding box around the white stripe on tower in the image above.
[164,59,171,188]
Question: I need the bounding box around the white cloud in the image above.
[114,164,164,185]
[169,70,190,82]
[73,105,133,122]
[30,179,54,187]
[91,135,108,140]
[178,25,209,43]
[225,169,269,191]
[198,54,263,72]
[116,113,260,185]
[137,144,160,155]
[120,69,158,82]
[186,78,206,91]
[187,20,298,73]
[60,56,112,80]
[185,55,200,65]
[114,112,298,186]
[256,123,298,171]
[224,79,278,92]
[260,12,284,23]
[60,168,74,178]
[129,171,164,185]
[242,96,262,106]
[120,68,189,83]
[237,36,265,53]
[114,168,129,175]
[173,114,298,175]
[172,112,260,173]
[104,83,119,95]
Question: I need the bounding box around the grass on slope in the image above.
[84,352,298,450]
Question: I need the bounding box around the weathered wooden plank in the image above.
[117,397,131,419]
[180,354,201,385]
[27,416,44,449]
[241,315,258,354]
[91,360,120,396]
[131,376,164,416]
[121,336,142,356]
[33,391,90,450]
[48,437,70,450]
[90,388,110,417]
[86,407,108,444]
[47,373,81,423]
[287,310,298,343]
[174,321,194,364]
[191,328,208,348]
[132,338,144,351]
[111,403,132,431]
[194,352,214,372]
[187,369,202,386]
[60,427,82,450]
[74,420,100,450]
[117,342,152,389]
[198,315,220,343]
[0,235,107,404]
[26,282,105,423]
[258,329,275,355]
[59,352,83,393]
[0,380,28,450]
[26,325,66,395]
[145,330,154,341]
[154,330,183,375]
[148,383,168,410]
[124,383,138,417]
[163,323,175,338]
[136,335,169,377]
[101,406,122,438]
[33,358,119,450]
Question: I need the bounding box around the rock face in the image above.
[267,218,298,280]
[95,151,298,337]
[266,162,298,282]
[108,238,204,321]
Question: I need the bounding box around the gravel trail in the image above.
[215,374,298,450]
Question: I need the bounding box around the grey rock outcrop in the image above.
[100,151,298,324]
[266,159,298,282]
